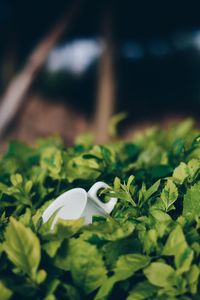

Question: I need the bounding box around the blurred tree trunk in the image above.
[0,0,82,138]
[94,3,116,143]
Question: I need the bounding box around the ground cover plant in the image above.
[0,119,200,299]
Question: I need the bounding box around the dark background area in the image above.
[1,0,200,146]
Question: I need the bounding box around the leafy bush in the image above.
[0,119,200,299]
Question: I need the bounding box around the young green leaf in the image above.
[10,173,23,186]
[139,180,160,207]
[107,176,136,207]
[143,180,160,202]
[160,179,178,212]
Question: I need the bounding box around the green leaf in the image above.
[40,217,84,241]
[82,219,135,241]
[36,269,47,284]
[163,225,194,273]
[127,175,135,190]
[61,283,81,300]
[144,262,176,288]
[42,240,62,258]
[149,209,172,239]
[183,182,200,216]
[173,162,188,184]
[19,208,32,226]
[107,176,136,207]
[139,180,160,207]
[3,217,41,279]
[95,254,150,300]
[186,264,200,294]
[53,218,84,239]
[160,179,178,211]
[187,159,200,182]
[162,225,188,256]
[127,281,157,300]
[102,237,141,269]
[65,155,101,183]
[0,281,13,300]
[94,277,116,300]
[114,177,121,190]
[40,147,63,178]
[68,239,107,294]
[42,218,84,259]
[114,254,150,281]
[143,180,160,202]
[108,112,127,137]
[175,248,194,274]
[173,159,200,184]
[136,146,168,168]
[25,180,33,194]
[10,173,23,186]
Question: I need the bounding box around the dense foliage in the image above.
[0,119,200,300]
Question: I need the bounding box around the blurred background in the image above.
[1,0,200,149]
